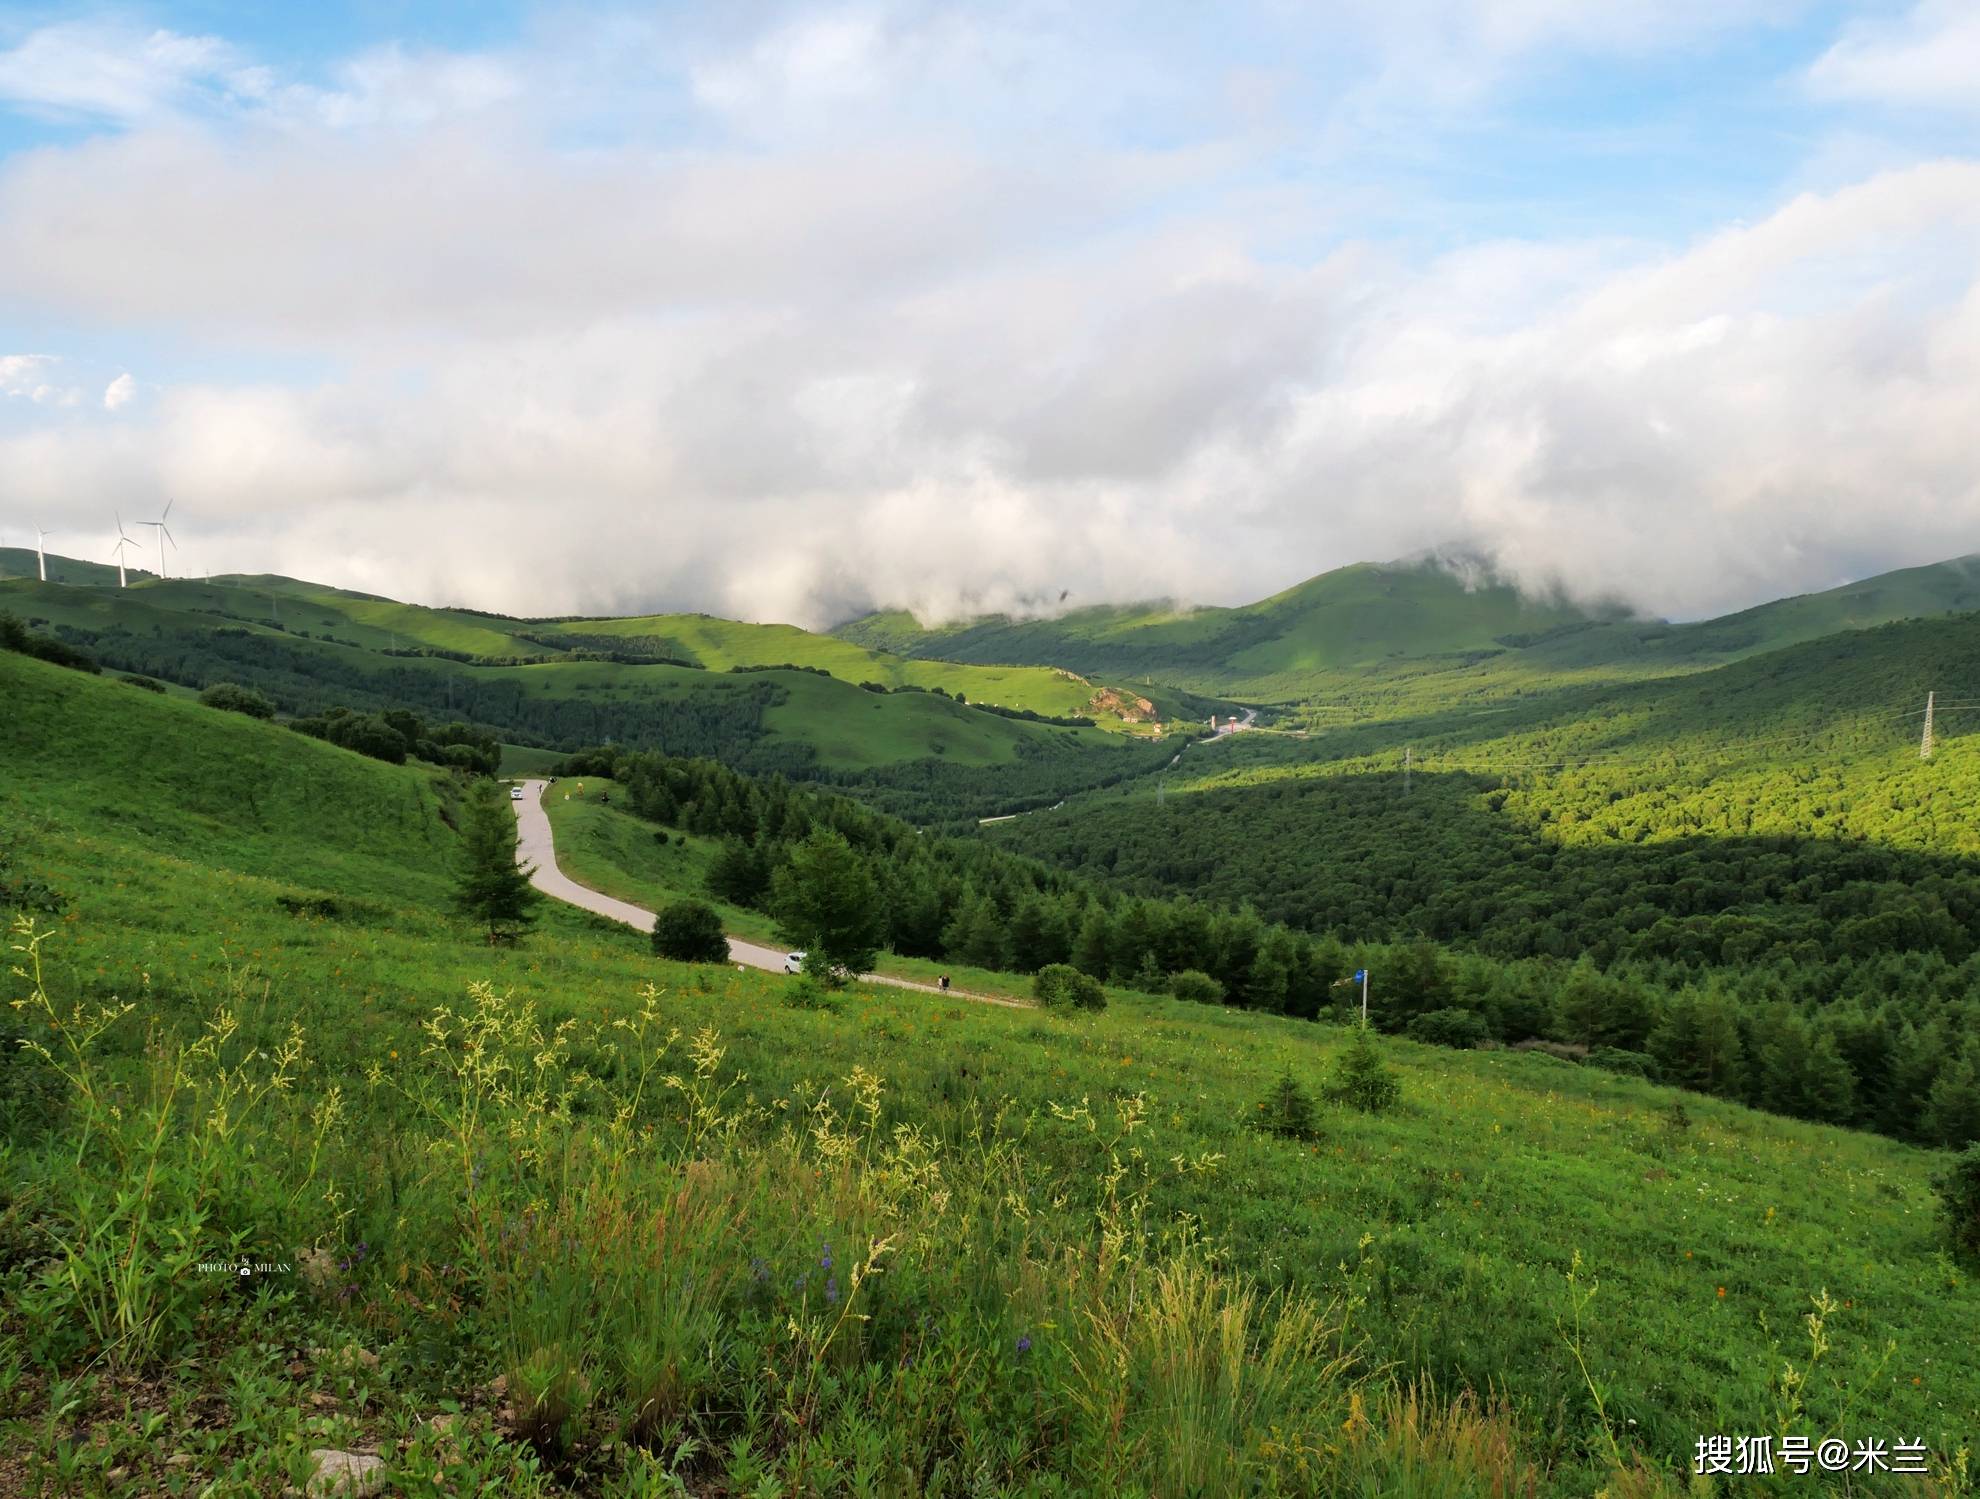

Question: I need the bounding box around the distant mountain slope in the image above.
[0,568,1184,830]
[838,559,1615,694]
[0,556,1207,734]
[840,551,1980,703]
[535,610,1213,727]
[989,611,1980,969]
[1580,553,1980,667]
[0,544,151,588]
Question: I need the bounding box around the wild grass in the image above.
[2,650,1975,1493]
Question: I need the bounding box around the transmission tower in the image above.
[1921,692,1935,759]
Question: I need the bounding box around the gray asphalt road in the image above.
[511,779,1025,1007]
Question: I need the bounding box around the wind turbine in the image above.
[34,524,47,582]
[139,499,176,581]
[108,512,137,587]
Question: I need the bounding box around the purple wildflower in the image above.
[1016,1335,1032,1356]
[825,1276,840,1305]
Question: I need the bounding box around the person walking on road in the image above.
[940,974,951,993]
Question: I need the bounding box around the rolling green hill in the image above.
[0,556,1203,733]
[0,543,151,588]
[0,568,1175,822]
[0,644,459,905]
[840,551,1980,709]
[840,557,1613,696]
[538,610,1209,729]
[3,644,1974,1494]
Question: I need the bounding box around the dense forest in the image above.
[555,743,1980,1151]
[994,763,1980,968]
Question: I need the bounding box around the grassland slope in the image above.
[1,648,1974,1492]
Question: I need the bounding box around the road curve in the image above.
[511,779,1026,1008]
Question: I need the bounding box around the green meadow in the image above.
[3,649,1975,1495]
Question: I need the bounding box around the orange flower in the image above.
[1716,1287,1726,1298]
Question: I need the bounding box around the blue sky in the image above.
[1,1,1977,623]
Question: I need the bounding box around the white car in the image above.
[783,951,806,974]
[509,786,525,800]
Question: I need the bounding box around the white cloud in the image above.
[0,21,246,122]
[266,43,521,130]
[0,352,80,406]
[1809,0,1980,111]
[1,4,1977,629]
[7,157,1979,627]
[0,353,54,394]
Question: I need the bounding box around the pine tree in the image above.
[1005,894,1070,973]
[885,870,949,958]
[943,890,1007,971]
[706,838,769,906]
[1326,1023,1402,1113]
[1647,985,1747,1100]
[1110,902,1157,982]
[1760,1014,1857,1125]
[1071,906,1113,978]
[1254,1070,1322,1140]
[770,828,884,985]
[1922,1051,1980,1150]
[454,783,540,945]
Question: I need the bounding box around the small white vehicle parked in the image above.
[509,786,525,801]
[783,951,806,974]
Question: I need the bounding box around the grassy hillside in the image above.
[0,575,1154,802]
[2,648,1974,1494]
[0,559,1202,735]
[0,648,457,905]
[539,611,1206,730]
[0,544,150,588]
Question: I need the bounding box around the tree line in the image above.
[557,744,1980,1151]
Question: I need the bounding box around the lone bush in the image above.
[1404,1007,1489,1048]
[275,893,342,919]
[121,674,167,693]
[1936,1145,1980,1262]
[1253,1070,1322,1141]
[1034,963,1107,1012]
[651,900,730,964]
[1168,969,1225,1005]
[783,973,841,1013]
[199,682,275,719]
[1326,1024,1402,1113]
[1587,1046,1659,1080]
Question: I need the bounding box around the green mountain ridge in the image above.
[836,551,1980,702]
[0,554,1190,825]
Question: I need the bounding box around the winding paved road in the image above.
[510,779,1025,1008]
